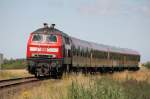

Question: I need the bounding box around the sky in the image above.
[0,0,150,62]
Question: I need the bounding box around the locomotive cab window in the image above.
[46,35,57,42]
[32,34,43,42]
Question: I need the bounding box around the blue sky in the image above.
[0,0,150,62]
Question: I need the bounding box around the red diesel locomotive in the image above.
[26,23,140,77]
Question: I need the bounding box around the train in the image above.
[26,23,140,77]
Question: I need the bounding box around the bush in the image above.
[1,59,26,69]
[144,61,150,69]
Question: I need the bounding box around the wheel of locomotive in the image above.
[34,69,40,78]
[50,66,63,79]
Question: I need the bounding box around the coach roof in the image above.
[71,37,140,56]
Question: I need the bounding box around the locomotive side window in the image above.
[32,34,43,41]
[46,35,57,42]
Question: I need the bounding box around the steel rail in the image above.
[0,77,38,89]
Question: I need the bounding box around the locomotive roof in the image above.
[33,27,69,37]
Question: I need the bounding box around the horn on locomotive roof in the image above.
[50,24,55,29]
[43,23,49,28]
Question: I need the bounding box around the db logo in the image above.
[41,48,47,52]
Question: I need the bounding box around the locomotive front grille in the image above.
[31,54,56,58]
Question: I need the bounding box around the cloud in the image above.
[48,0,64,8]
[78,0,150,16]
[78,0,120,16]
[132,4,150,16]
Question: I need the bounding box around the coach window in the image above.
[134,56,137,61]
[77,49,78,56]
[83,50,85,57]
[130,56,133,60]
[114,54,117,60]
[72,47,75,56]
[85,50,87,57]
[75,48,78,56]
[138,56,140,61]
[72,46,74,55]
[132,56,134,60]
[84,49,87,57]
[97,51,99,58]
[87,50,89,57]
[99,51,103,59]
[136,56,138,61]
[104,52,106,59]
[95,51,97,58]
[110,53,112,59]
[77,47,80,56]
[85,49,88,57]
[81,49,83,57]
[82,50,84,57]
[100,51,102,58]
[104,52,107,59]
[92,50,95,58]
[94,50,97,58]
[80,49,82,56]
[87,48,90,57]
[102,52,104,59]
[129,55,131,60]
[99,52,102,59]
[83,49,85,57]
[99,52,101,59]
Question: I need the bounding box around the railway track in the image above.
[0,77,38,89]
[0,77,43,99]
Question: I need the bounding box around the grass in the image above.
[1,59,26,69]
[67,76,150,99]
[123,80,150,99]
[0,69,32,80]
[67,77,126,99]
[14,79,68,99]
[11,69,150,99]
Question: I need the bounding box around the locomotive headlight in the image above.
[47,48,58,52]
[30,47,41,51]
[30,47,38,51]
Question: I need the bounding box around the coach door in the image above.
[63,36,71,64]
